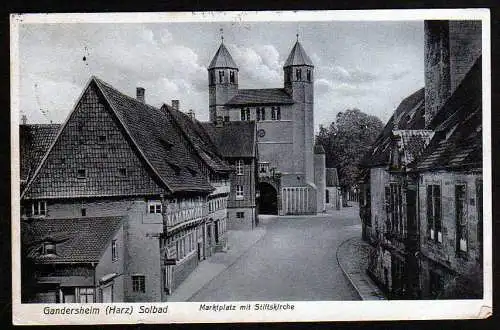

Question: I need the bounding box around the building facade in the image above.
[207,39,325,215]
[360,19,482,299]
[20,77,231,302]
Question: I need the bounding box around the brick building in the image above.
[20,77,231,302]
[207,38,326,215]
[359,20,482,299]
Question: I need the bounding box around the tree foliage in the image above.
[316,109,384,198]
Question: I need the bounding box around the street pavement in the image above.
[189,205,363,301]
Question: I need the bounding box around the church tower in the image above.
[283,38,315,184]
[208,40,239,123]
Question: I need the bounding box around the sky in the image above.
[17,19,424,131]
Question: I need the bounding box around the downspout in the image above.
[92,262,97,303]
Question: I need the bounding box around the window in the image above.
[296,68,302,80]
[236,185,244,200]
[256,107,266,121]
[32,201,47,216]
[78,287,95,303]
[43,242,56,255]
[307,69,311,82]
[229,71,235,83]
[236,159,244,175]
[271,107,281,120]
[132,275,146,293]
[224,116,230,122]
[240,108,250,121]
[119,168,127,177]
[455,184,467,253]
[112,239,118,261]
[427,184,442,243]
[77,169,86,179]
[148,201,162,214]
[81,208,86,216]
[385,183,404,237]
[219,70,225,83]
[236,212,244,218]
[210,71,215,85]
[259,162,269,174]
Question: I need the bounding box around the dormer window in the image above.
[77,169,86,179]
[148,201,162,214]
[43,242,56,255]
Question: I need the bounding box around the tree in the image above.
[316,109,383,206]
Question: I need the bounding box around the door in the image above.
[101,285,113,303]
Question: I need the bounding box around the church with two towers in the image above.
[207,37,326,216]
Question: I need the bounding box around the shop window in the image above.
[427,185,442,243]
[78,287,95,303]
[132,275,146,293]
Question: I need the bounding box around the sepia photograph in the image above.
[11,10,491,324]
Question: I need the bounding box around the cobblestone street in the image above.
[189,205,363,301]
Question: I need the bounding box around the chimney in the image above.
[171,100,179,111]
[21,114,27,125]
[136,87,145,103]
[187,109,195,120]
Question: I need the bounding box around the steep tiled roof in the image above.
[393,130,434,166]
[360,88,425,167]
[410,57,482,171]
[208,43,238,69]
[284,41,314,67]
[226,88,294,106]
[20,124,60,183]
[22,77,213,198]
[164,105,232,173]
[326,168,339,187]
[22,217,123,264]
[93,78,214,193]
[201,121,256,158]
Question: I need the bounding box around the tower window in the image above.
[219,70,225,83]
[307,69,311,82]
[296,68,302,80]
[229,71,235,83]
[256,107,266,121]
[210,71,215,85]
[240,108,250,121]
[272,107,281,120]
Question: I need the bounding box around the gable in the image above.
[23,83,167,199]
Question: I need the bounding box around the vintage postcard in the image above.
[11,9,491,325]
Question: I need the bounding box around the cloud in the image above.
[322,65,378,84]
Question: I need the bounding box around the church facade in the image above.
[207,39,326,215]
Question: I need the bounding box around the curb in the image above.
[186,228,267,301]
[336,236,364,300]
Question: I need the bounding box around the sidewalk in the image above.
[336,236,386,300]
[168,227,266,302]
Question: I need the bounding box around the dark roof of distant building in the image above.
[20,124,60,183]
[360,87,425,167]
[22,77,214,198]
[208,43,238,69]
[326,168,339,187]
[410,57,482,172]
[314,144,325,154]
[201,121,256,158]
[225,88,294,106]
[164,105,232,173]
[284,41,314,67]
[22,216,123,264]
